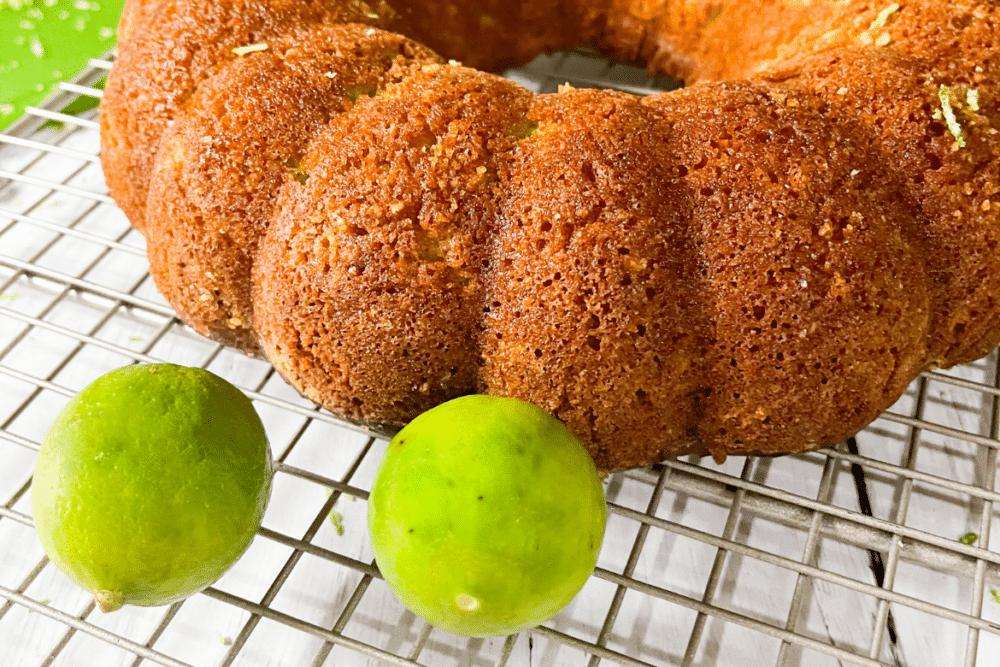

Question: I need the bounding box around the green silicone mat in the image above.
[1,0,124,130]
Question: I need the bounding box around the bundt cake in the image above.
[100,0,1000,470]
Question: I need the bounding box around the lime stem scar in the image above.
[455,593,480,612]
[95,589,125,613]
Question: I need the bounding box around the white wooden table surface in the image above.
[1,51,998,667]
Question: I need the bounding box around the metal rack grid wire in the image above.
[2,50,1000,667]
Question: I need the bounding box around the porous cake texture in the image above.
[101,0,1000,469]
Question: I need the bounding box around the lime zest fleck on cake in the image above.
[703,5,723,26]
[938,85,966,148]
[232,42,268,56]
[506,117,539,140]
[283,158,310,185]
[869,3,900,32]
[346,84,377,103]
[966,89,980,112]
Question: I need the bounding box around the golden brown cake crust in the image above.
[765,46,1000,367]
[101,0,1000,470]
[254,65,534,423]
[643,82,932,462]
[144,25,440,353]
[482,89,706,470]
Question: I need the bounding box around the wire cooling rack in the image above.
[2,49,1000,667]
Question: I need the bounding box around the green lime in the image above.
[368,395,606,637]
[31,363,273,612]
